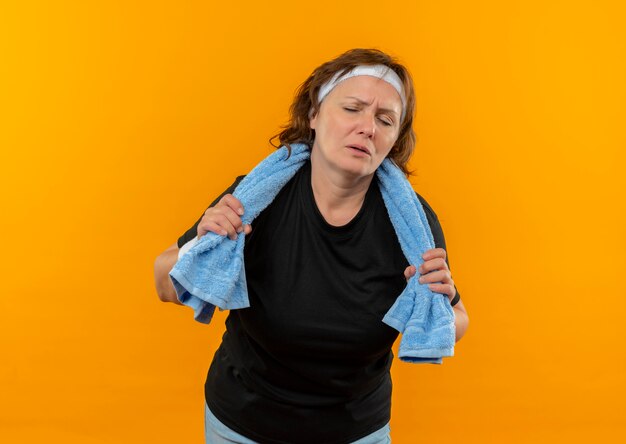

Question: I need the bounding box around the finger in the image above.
[204,213,239,240]
[219,194,245,217]
[208,206,244,236]
[198,220,228,237]
[421,248,447,262]
[243,224,253,235]
[425,283,456,302]
[418,257,448,274]
[198,216,234,239]
[417,269,452,285]
[404,265,417,281]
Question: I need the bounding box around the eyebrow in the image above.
[344,96,399,117]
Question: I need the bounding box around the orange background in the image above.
[1,1,625,442]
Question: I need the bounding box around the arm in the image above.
[452,298,469,342]
[153,194,251,305]
[405,260,469,343]
[412,193,469,342]
[153,242,184,304]
[153,176,248,305]
[418,248,469,343]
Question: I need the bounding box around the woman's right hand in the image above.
[197,194,252,241]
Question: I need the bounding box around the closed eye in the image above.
[378,117,393,126]
[343,105,394,126]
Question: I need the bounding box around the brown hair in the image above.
[270,48,416,176]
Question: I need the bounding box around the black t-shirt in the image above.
[177,160,460,443]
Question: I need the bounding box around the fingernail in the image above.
[237,227,243,233]
[238,208,244,215]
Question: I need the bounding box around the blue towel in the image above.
[169,143,455,364]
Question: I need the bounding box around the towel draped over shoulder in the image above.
[169,143,455,364]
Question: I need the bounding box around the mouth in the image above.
[347,144,371,155]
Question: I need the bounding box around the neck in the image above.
[309,150,375,226]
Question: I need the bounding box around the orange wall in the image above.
[1,1,625,442]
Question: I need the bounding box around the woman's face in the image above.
[309,75,403,180]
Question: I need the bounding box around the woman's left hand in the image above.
[404,248,457,304]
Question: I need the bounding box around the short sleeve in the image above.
[176,175,246,248]
[416,192,461,306]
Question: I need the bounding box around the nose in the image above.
[356,112,376,138]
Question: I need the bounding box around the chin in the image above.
[336,161,374,179]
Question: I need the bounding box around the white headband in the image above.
[317,64,406,120]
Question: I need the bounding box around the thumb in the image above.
[404,265,417,282]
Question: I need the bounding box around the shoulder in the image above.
[231,175,246,189]
[213,175,246,200]
[413,192,448,251]
[415,192,441,226]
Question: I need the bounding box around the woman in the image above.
[154,48,469,444]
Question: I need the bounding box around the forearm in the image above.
[453,306,469,342]
[153,249,183,305]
